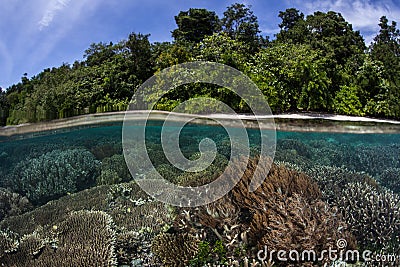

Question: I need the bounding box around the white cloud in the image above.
[290,0,400,39]
[260,26,281,36]
[0,0,103,88]
[38,0,71,30]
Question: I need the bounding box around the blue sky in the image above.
[1,0,399,89]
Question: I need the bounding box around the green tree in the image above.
[0,88,9,126]
[368,16,400,118]
[172,8,220,44]
[276,8,308,44]
[278,8,304,31]
[195,32,248,69]
[154,43,192,70]
[84,42,116,67]
[305,11,365,65]
[124,32,153,82]
[370,16,400,80]
[221,3,261,51]
[246,44,331,112]
[333,85,364,116]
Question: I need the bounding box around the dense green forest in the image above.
[1,4,399,126]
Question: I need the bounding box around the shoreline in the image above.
[1,111,400,137]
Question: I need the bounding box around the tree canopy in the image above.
[171,8,220,44]
[1,4,399,126]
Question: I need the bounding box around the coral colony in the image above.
[0,125,399,266]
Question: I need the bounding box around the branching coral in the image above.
[353,144,400,177]
[115,231,147,265]
[151,232,199,267]
[6,148,100,204]
[176,152,228,187]
[97,154,132,185]
[378,167,400,194]
[171,156,354,265]
[299,164,379,203]
[0,187,32,222]
[277,138,313,158]
[334,182,400,252]
[0,230,19,259]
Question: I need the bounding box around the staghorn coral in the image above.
[0,187,32,222]
[6,148,100,205]
[334,182,400,252]
[229,157,354,258]
[277,138,313,158]
[155,163,182,183]
[296,164,379,203]
[0,230,19,259]
[151,232,199,266]
[308,140,355,169]
[1,210,117,266]
[353,144,400,177]
[97,154,132,185]
[378,168,400,194]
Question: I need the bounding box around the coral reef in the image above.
[298,164,379,203]
[0,230,19,259]
[378,167,400,194]
[1,210,117,266]
[0,182,173,235]
[176,152,228,187]
[277,138,313,158]
[90,143,121,160]
[0,187,32,222]
[115,231,150,265]
[151,232,199,267]
[172,156,354,265]
[97,154,132,185]
[275,139,400,182]
[353,144,400,177]
[0,182,175,266]
[334,182,400,252]
[6,148,100,205]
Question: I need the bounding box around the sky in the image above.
[1,0,400,90]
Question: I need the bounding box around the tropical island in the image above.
[0,4,400,267]
[0,3,399,126]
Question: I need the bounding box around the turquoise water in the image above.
[1,121,399,200]
[0,119,399,265]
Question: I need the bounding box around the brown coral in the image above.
[151,232,199,266]
[0,230,19,259]
[172,156,355,265]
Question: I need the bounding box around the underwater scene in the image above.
[0,118,399,267]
